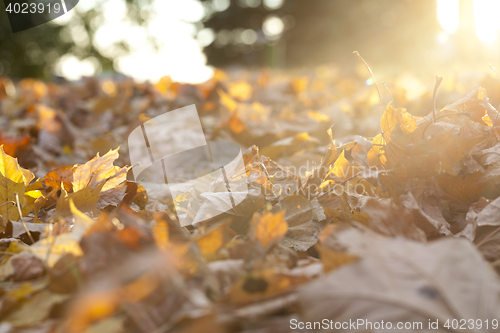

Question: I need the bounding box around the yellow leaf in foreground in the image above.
[252,211,288,248]
[22,189,42,217]
[367,133,387,166]
[330,150,353,179]
[0,173,25,220]
[30,200,93,266]
[72,148,126,192]
[0,145,34,220]
[380,103,418,141]
[70,199,96,236]
[43,166,74,191]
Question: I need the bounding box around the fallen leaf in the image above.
[251,211,288,248]
[72,148,126,192]
[228,81,253,101]
[477,195,500,227]
[272,195,327,251]
[43,166,74,192]
[299,229,500,328]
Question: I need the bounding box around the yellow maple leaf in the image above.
[152,219,169,251]
[0,145,33,185]
[0,146,34,220]
[380,102,418,141]
[72,148,127,192]
[330,150,352,179]
[367,133,387,166]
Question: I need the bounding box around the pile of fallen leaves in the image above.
[0,67,500,332]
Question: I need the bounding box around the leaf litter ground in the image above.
[0,66,500,332]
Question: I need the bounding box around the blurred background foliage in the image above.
[0,0,498,82]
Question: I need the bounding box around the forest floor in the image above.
[0,64,500,332]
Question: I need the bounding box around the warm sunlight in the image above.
[437,0,459,34]
[438,0,500,43]
[473,0,500,43]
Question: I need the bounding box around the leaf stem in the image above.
[476,225,500,248]
[382,81,394,107]
[432,75,443,123]
[14,193,35,244]
[353,51,383,111]
[0,201,15,209]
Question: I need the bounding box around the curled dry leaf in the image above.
[272,194,327,251]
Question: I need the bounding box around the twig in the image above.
[432,75,443,123]
[0,201,15,209]
[476,225,500,248]
[488,64,500,127]
[14,193,35,244]
[353,51,383,110]
[382,81,394,107]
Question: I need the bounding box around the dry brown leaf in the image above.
[436,172,488,205]
[0,145,33,220]
[52,182,105,220]
[299,229,500,329]
[43,166,74,191]
[196,222,235,256]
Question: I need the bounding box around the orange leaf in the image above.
[228,81,253,101]
[228,113,246,134]
[195,223,235,256]
[252,211,288,247]
[43,166,74,192]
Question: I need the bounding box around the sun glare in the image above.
[437,0,459,34]
[473,0,500,43]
